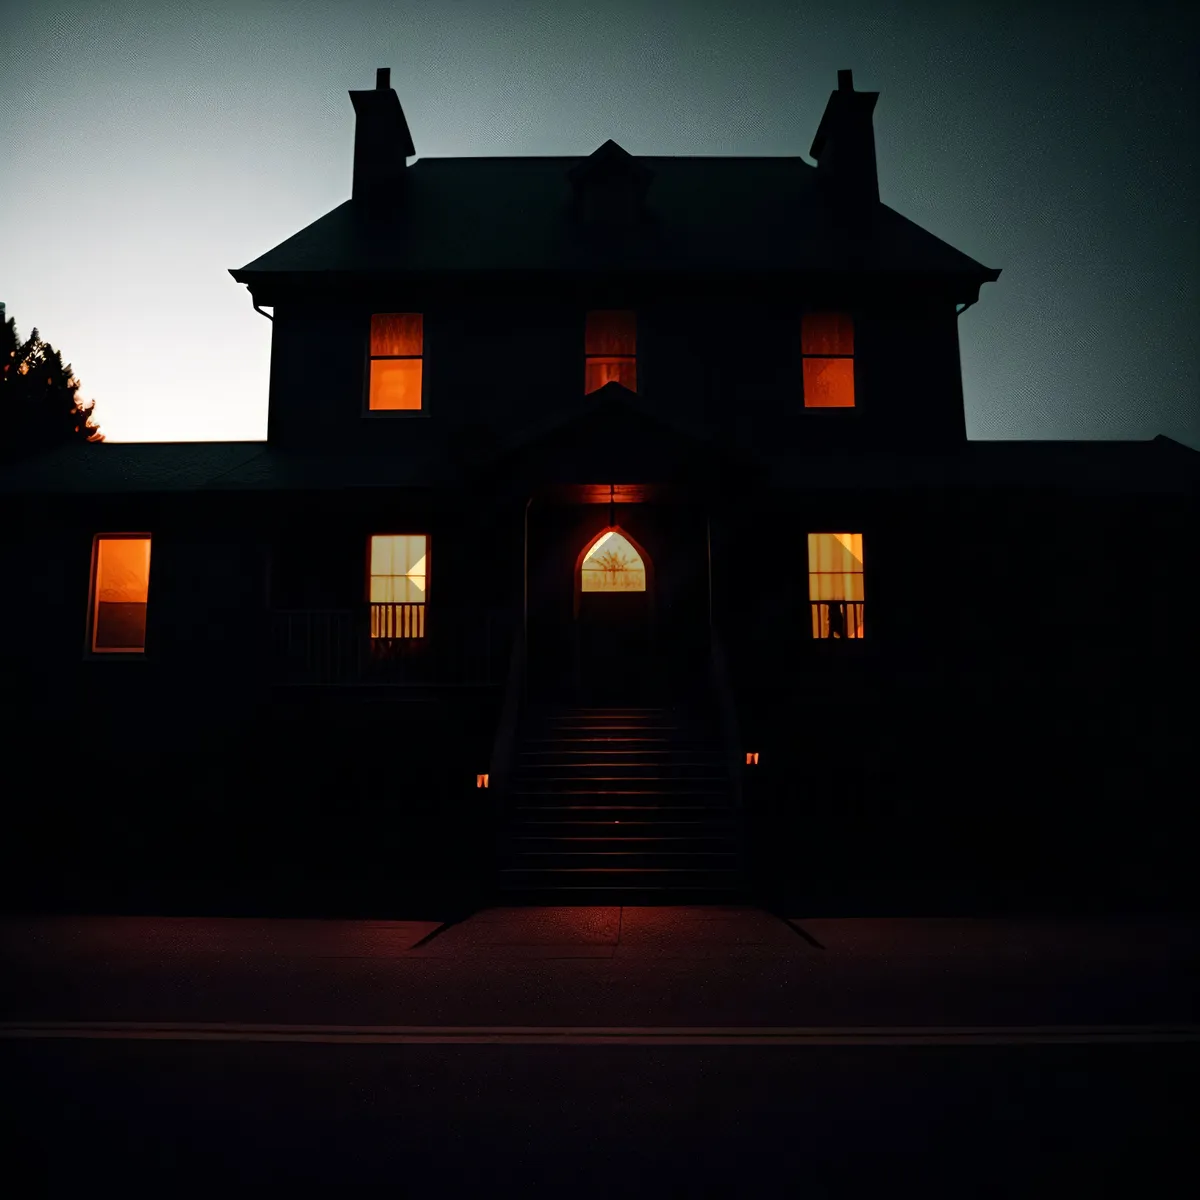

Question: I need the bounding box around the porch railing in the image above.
[810,601,866,640]
[270,604,515,686]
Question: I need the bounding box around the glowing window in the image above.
[807,533,865,639]
[581,530,646,592]
[368,534,427,637]
[802,312,855,408]
[89,536,151,653]
[368,313,423,410]
[584,310,637,394]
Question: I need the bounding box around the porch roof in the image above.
[768,435,1198,496]
[0,433,1191,497]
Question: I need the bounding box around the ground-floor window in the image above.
[88,535,152,653]
[368,533,427,637]
[808,532,865,638]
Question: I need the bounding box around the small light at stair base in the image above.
[745,752,759,766]
[476,773,489,788]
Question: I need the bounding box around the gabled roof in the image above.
[229,153,1000,297]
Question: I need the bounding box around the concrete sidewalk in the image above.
[2,907,1196,1029]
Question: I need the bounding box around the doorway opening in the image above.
[573,525,658,703]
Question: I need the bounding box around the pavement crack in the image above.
[778,917,826,950]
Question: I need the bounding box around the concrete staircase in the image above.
[496,704,745,903]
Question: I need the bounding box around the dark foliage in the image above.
[1,313,103,460]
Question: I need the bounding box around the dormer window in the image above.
[584,310,637,394]
[801,312,855,407]
[368,313,423,411]
[566,140,654,232]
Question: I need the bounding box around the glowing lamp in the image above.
[745,752,759,766]
[476,773,489,788]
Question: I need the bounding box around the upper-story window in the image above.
[801,312,855,408]
[368,313,423,411]
[584,310,637,394]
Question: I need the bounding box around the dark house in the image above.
[3,69,1195,916]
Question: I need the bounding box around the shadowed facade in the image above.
[1,67,1195,914]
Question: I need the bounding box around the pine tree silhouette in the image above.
[1,314,103,461]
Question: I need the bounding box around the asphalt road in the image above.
[3,1038,1194,1197]
[3,911,1195,1196]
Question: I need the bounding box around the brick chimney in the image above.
[808,69,880,211]
[348,67,416,203]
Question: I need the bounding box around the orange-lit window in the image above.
[581,529,646,592]
[808,533,865,639]
[89,535,151,653]
[368,534,427,637]
[585,310,637,394]
[368,313,423,411]
[801,312,854,408]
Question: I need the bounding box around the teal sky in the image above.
[2,0,1196,447]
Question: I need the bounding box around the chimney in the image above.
[808,69,880,211]
[348,67,416,204]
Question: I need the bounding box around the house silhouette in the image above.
[2,67,1195,915]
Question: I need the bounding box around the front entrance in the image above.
[573,527,659,703]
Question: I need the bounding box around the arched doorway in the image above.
[573,526,658,703]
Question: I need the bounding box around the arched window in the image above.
[580,529,646,592]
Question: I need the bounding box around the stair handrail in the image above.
[489,623,526,818]
[709,624,744,813]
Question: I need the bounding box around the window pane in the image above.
[584,357,637,394]
[371,313,423,356]
[807,533,864,602]
[581,530,646,592]
[93,537,151,652]
[369,535,427,602]
[802,357,855,407]
[807,533,863,573]
[369,358,423,410]
[585,310,636,356]
[801,312,854,356]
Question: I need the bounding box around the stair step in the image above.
[520,748,723,757]
[506,840,729,849]
[494,887,747,904]
[498,868,743,887]
[511,820,736,831]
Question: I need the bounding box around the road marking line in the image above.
[1,1023,1197,1046]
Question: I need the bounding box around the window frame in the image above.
[364,532,430,639]
[800,309,857,411]
[583,309,638,395]
[84,532,153,658]
[363,312,430,418]
[806,531,867,641]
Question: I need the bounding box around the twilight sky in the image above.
[2,0,1196,448]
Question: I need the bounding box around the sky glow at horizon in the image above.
[2,0,1195,449]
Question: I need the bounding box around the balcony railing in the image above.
[810,601,866,640]
[270,604,514,686]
